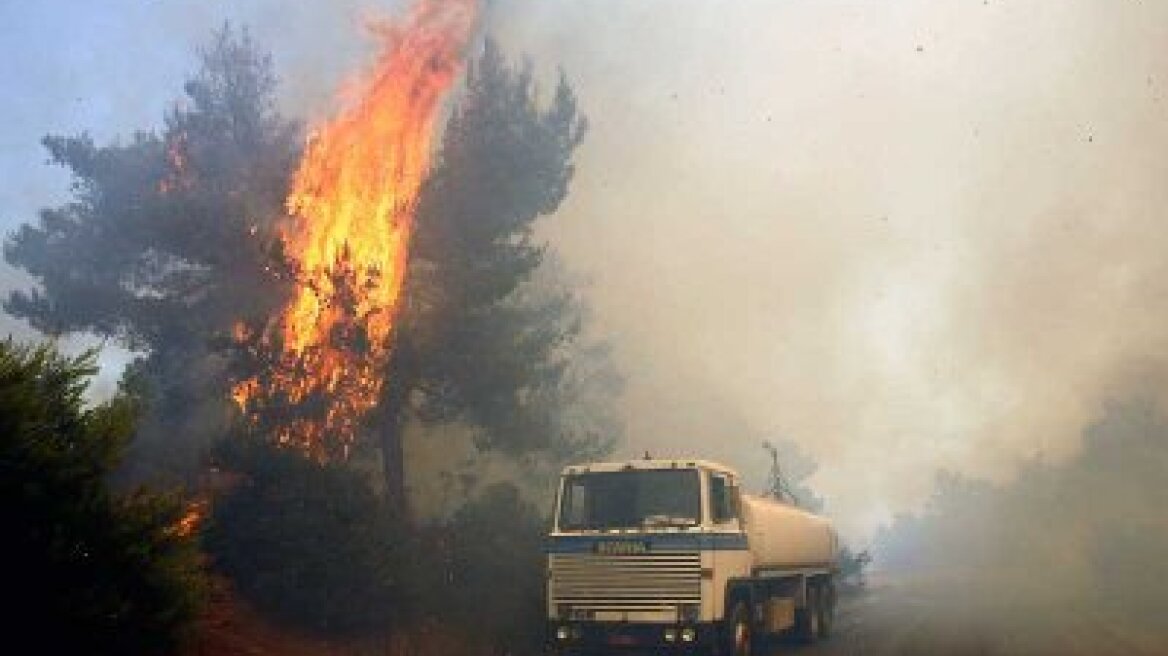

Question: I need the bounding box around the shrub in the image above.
[0,340,205,654]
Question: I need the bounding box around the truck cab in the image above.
[546,458,837,655]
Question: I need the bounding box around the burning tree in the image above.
[230,0,478,460]
[227,0,609,514]
[5,2,617,514]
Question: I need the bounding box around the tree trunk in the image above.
[380,409,408,521]
[379,337,412,522]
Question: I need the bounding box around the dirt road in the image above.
[783,575,1166,656]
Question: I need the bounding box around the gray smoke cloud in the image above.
[4,0,1168,545]
[870,378,1168,647]
[485,0,1168,542]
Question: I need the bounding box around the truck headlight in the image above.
[663,628,677,642]
[681,628,696,643]
[555,626,570,641]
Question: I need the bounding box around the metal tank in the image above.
[740,492,839,570]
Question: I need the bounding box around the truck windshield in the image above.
[558,469,701,530]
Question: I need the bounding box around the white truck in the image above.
[546,458,839,655]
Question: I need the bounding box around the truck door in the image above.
[708,472,748,620]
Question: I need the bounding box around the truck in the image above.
[545,458,840,655]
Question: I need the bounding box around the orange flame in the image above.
[172,498,208,538]
[158,131,192,195]
[233,0,476,456]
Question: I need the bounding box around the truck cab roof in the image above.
[561,458,738,478]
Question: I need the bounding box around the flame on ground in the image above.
[232,0,477,457]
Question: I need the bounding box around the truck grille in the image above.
[549,550,701,611]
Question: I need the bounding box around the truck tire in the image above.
[726,600,753,656]
[793,583,821,643]
[818,580,835,638]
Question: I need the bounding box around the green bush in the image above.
[0,340,205,654]
[203,437,402,634]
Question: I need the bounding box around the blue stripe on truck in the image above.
[545,532,748,553]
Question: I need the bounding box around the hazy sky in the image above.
[3,0,1166,540]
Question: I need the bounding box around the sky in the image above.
[3,0,1167,541]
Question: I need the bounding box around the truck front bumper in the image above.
[546,621,719,655]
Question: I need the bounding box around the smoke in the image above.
[871,377,1168,644]
[476,0,1168,542]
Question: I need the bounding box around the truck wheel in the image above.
[726,601,753,656]
[794,583,821,643]
[817,581,835,638]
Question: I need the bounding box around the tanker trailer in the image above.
[545,458,840,656]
